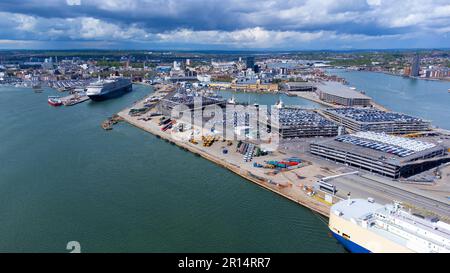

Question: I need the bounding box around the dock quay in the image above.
[60,94,90,106]
[117,94,334,218]
[102,115,123,130]
[115,85,450,221]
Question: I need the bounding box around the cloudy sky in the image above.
[0,0,449,50]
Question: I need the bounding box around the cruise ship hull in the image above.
[88,84,132,101]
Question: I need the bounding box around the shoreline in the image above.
[119,113,331,217]
[117,93,332,218]
[331,67,450,82]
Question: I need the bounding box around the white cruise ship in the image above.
[86,77,132,101]
[329,198,450,253]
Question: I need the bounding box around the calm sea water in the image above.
[0,84,342,253]
[328,69,450,130]
[217,89,321,109]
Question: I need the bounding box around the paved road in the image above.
[332,175,450,218]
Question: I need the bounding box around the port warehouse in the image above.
[316,81,372,107]
[210,106,341,140]
[157,93,227,117]
[322,108,431,134]
[262,108,340,139]
[282,81,316,92]
[158,90,340,139]
[310,132,449,178]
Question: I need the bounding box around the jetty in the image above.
[61,94,90,106]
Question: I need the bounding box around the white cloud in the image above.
[366,0,381,6]
[66,0,81,6]
[0,0,449,48]
[14,14,37,32]
[155,27,402,48]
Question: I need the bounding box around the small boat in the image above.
[275,98,284,109]
[48,96,63,106]
[101,120,113,130]
[227,95,237,105]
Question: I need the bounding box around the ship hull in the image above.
[48,98,62,106]
[88,84,132,101]
[331,230,370,253]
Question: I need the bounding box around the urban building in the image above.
[282,81,316,92]
[316,81,372,107]
[322,108,431,134]
[403,66,411,76]
[411,54,421,77]
[231,78,278,92]
[310,132,449,178]
[265,108,339,139]
[246,56,255,70]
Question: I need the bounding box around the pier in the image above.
[60,94,90,106]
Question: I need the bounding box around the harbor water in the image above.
[0,84,342,253]
[328,69,450,130]
[217,89,322,108]
[2,71,446,252]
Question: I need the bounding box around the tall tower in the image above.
[246,56,255,70]
[410,54,420,77]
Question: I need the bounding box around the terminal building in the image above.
[158,91,226,117]
[322,108,431,134]
[266,108,339,139]
[231,78,278,92]
[310,131,449,178]
[316,81,372,107]
[282,81,316,92]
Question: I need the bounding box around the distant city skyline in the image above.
[0,0,449,50]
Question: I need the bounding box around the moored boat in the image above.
[329,198,450,253]
[48,96,62,106]
[86,76,132,101]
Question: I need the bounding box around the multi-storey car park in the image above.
[310,131,449,179]
[316,81,372,107]
[158,91,226,117]
[282,81,316,92]
[265,107,339,139]
[322,107,431,134]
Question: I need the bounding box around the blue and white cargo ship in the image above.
[86,77,132,101]
[329,198,450,253]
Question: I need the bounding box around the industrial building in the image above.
[282,81,316,92]
[316,81,372,107]
[231,78,278,92]
[158,91,226,117]
[265,108,339,139]
[310,132,449,178]
[322,107,431,134]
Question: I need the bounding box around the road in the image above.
[331,174,450,218]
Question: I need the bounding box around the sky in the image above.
[0,0,449,50]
